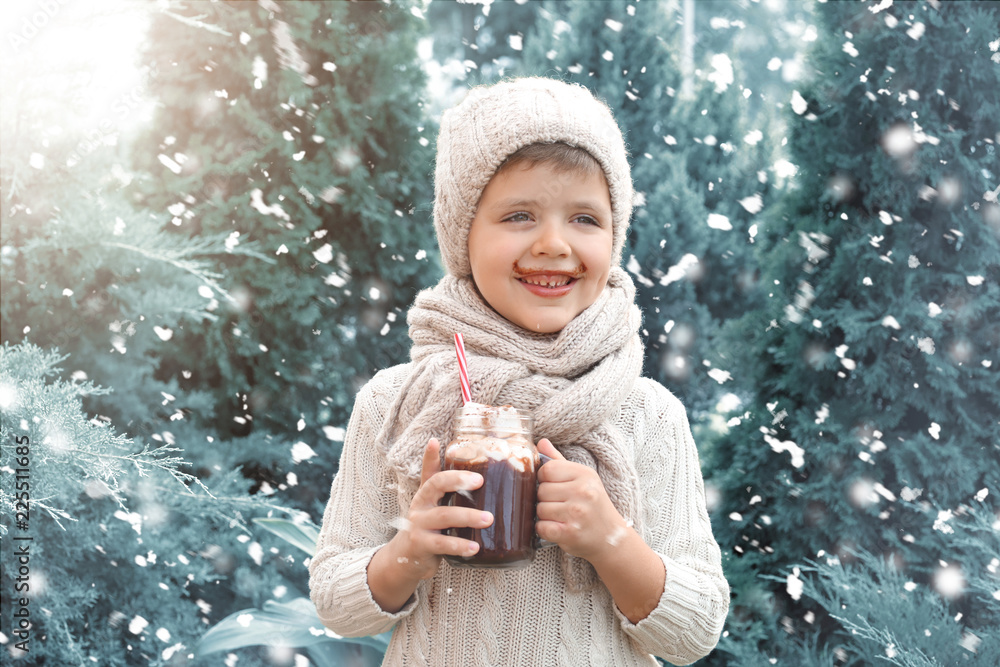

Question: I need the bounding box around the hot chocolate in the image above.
[441,405,540,569]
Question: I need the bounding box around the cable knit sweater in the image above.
[309,363,729,666]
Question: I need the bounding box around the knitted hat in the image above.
[433,77,634,278]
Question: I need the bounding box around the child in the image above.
[309,77,729,666]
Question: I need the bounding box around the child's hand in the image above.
[391,438,494,580]
[536,438,629,563]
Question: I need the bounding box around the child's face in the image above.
[468,161,614,334]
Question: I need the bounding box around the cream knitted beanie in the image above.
[433,77,634,278]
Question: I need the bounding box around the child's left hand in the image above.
[535,438,629,564]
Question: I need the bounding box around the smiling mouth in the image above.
[512,262,586,289]
[518,275,576,288]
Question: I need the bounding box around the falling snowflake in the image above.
[707,368,732,384]
[708,53,734,93]
[313,244,333,264]
[791,91,808,114]
[786,567,803,601]
[739,194,764,213]
[129,615,150,635]
[707,213,732,230]
[291,441,317,463]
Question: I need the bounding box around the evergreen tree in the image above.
[0,343,295,667]
[127,0,439,485]
[707,1,1000,662]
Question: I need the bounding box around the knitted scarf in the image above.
[375,267,645,589]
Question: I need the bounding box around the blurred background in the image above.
[1,1,997,665]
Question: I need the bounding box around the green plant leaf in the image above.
[196,597,392,656]
[254,517,321,556]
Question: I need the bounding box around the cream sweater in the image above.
[309,363,729,666]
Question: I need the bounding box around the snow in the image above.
[30,153,45,169]
[790,90,808,115]
[967,275,985,286]
[934,564,964,599]
[509,35,523,51]
[129,615,149,634]
[814,404,829,424]
[764,433,805,468]
[660,253,699,286]
[767,57,782,71]
[604,19,623,32]
[907,22,925,41]
[917,337,936,355]
[882,125,917,158]
[881,315,901,329]
[250,189,290,221]
[707,368,732,384]
[312,244,333,264]
[602,50,614,62]
[707,213,732,231]
[157,154,182,174]
[773,159,798,179]
[291,441,317,463]
[928,422,941,440]
[739,194,763,213]
[786,567,803,601]
[869,0,893,13]
[323,426,345,441]
[708,54,734,93]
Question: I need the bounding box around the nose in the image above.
[530,219,571,258]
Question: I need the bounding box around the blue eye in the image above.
[574,215,601,226]
[503,212,531,222]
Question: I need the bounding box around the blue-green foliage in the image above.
[0,342,295,665]
[706,1,1000,663]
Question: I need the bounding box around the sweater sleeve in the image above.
[308,370,418,637]
[614,380,730,665]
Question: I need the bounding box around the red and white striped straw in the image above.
[454,332,472,405]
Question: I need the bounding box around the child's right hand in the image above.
[389,438,494,580]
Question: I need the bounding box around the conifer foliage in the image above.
[706,2,1000,662]
[128,0,439,456]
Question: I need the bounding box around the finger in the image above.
[416,532,482,559]
[413,470,484,508]
[420,438,441,486]
[536,500,571,523]
[537,481,578,503]
[535,519,565,544]
[536,459,582,484]
[414,506,494,532]
[536,438,565,461]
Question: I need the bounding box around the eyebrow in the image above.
[489,198,609,213]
